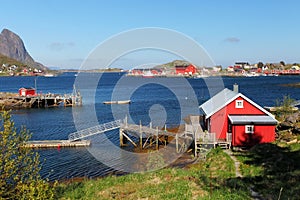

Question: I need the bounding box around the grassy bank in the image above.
[56,148,250,200]
[55,142,300,199]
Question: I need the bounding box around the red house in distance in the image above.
[175,64,198,75]
[199,84,277,147]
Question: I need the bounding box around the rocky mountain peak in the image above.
[0,28,47,70]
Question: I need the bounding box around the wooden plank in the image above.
[23,140,90,148]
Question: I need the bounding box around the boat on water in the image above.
[103,100,131,104]
[244,72,260,77]
[44,73,55,77]
[193,74,209,79]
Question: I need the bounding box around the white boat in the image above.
[194,74,209,79]
[244,72,259,77]
[44,74,55,77]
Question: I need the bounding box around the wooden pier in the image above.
[119,118,193,153]
[0,86,82,109]
[23,116,231,154]
[24,140,90,148]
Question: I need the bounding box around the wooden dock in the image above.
[24,140,90,148]
[23,116,230,155]
[0,85,82,109]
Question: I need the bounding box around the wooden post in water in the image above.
[156,127,159,150]
[140,132,143,149]
[63,95,66,107]
[72,96,76,106]
[125,115,128,127]
[176,134,179,153]
[194,130,197,157]
[119,128,124,147]
[139,120,143,148]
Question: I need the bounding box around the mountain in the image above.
[0,28,47,70]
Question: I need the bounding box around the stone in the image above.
[278,121,293,130]
[285,112,300,124]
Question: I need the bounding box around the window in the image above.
[245,125,254,134]
[235,100,244,108]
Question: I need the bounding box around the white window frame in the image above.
[235,100,244,108]
[245,125,254,134]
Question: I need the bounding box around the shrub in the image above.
[0,110,56,199]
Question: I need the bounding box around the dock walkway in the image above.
[26,116,231,155]
[24,140,90,148]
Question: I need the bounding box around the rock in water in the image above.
[0,28,47,70]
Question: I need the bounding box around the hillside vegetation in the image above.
[0,54,26,67]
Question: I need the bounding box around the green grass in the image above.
[235,143,300,199]
[53,142,300,199]
[55,148,250,200]
[0,54,26,68]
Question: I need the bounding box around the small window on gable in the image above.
[235,100,244,108]
[245,125,254,134]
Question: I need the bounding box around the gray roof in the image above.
[199,88,275,120]
[228,115,277,125]
[199,88,238,118]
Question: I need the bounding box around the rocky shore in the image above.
[276,110,300,144]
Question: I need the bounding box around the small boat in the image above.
[103,100,131,104]
[44,73,55,77]
[194,74,209,79]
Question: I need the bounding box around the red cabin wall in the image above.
[209,96,265,140]
[232,125,275,146]
[185,65,197,74]
[19,88,36,96]
[175,68,186,75]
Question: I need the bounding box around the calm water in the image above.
[1,72,300,180]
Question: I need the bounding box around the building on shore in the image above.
[199,84,277,147]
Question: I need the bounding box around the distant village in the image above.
[0,63,48,76]
[1,60,300,78]
[127,61,300,78]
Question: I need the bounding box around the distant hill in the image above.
[154,60,192,69]
[0,28,47,71]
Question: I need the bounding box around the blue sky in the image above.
[1,0,300,69]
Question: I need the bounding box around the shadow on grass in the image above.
[232,143,300,199]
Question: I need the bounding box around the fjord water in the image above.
[1,72,300,180]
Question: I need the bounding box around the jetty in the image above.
[26,116,230,156]
[0,85,82,109]
[67,116,229,156]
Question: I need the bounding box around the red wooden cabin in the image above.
[199,85,277,147]
[19,87,36,97]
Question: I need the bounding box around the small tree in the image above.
[280,61,286,66]
[257,62,264,69]
[0,110,55,199]
[274,95,295,120]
